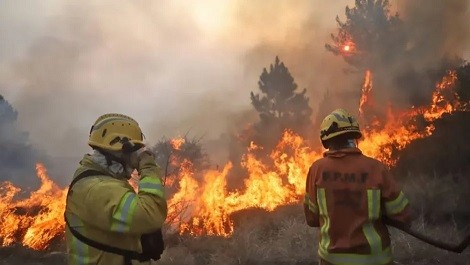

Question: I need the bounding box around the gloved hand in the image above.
[129,147,156,170]
[138,229,165,261]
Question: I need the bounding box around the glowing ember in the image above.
[0,164,67,250]
[341,41,355,54]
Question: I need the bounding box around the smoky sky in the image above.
[0,96,45,185]
[398,0,470,66]
[0,0,469,182]
[376,0,470,107]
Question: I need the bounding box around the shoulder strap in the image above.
[67,169,104,194]
[65,169,146,262]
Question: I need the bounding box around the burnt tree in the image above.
[152,135,209,188]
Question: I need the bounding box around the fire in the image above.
[165,69,467,238]
[166,159,200,232]
[421,70,466,121]
[359,70,373,118]
[170,137,185,150]
[0,164,67,250]
[341,41,355,54]
[167,131,321,236]
[358,70,468,166]
[1,70,468,248]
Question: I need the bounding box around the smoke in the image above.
[323,0,470,112]
[0,1,468,181]
[391,0,470,106]
[229,0,359,119]
[0,96,44,185]
[0,1,252,177]
[0,1,356,178]
[399,0,470,66]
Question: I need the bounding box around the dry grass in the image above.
[390,173,470,265]
[157,174,470,265]
[157,207,318,265]
[157,206,469,265]
[1,174,468,265]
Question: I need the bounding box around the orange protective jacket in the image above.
[304,148,411,265]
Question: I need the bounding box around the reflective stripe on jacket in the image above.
[304,148,411,265]
[65,154,167,265]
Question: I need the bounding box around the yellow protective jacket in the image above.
[65,154,167,265]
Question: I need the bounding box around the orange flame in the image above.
[167,130,321,236]
[1,70,468,248]
[359,70,373,118]
[359,70,468,166]
[421,70,466,121]
[170,137,185,150]
[0,164,67,250]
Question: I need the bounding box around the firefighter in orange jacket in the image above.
[65,113,167,265]
[304,109,411,265]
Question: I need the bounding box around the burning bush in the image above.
[0,164,67,251]
[1,65,469,251]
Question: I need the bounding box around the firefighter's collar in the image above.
[323,147,362,157]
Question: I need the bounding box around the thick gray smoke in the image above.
[0,1,356,180]
[399,0,470,67]
[395,0,470,104]
[0,1,469,183]
[0,96,44,185]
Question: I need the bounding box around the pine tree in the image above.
[250,57,312,150]
[325,0,405,70]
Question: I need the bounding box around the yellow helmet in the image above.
[320,109,362,147]
[88,113,145,152]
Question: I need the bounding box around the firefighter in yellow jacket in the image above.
[304,109,411,265]
[65,113,167,265]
